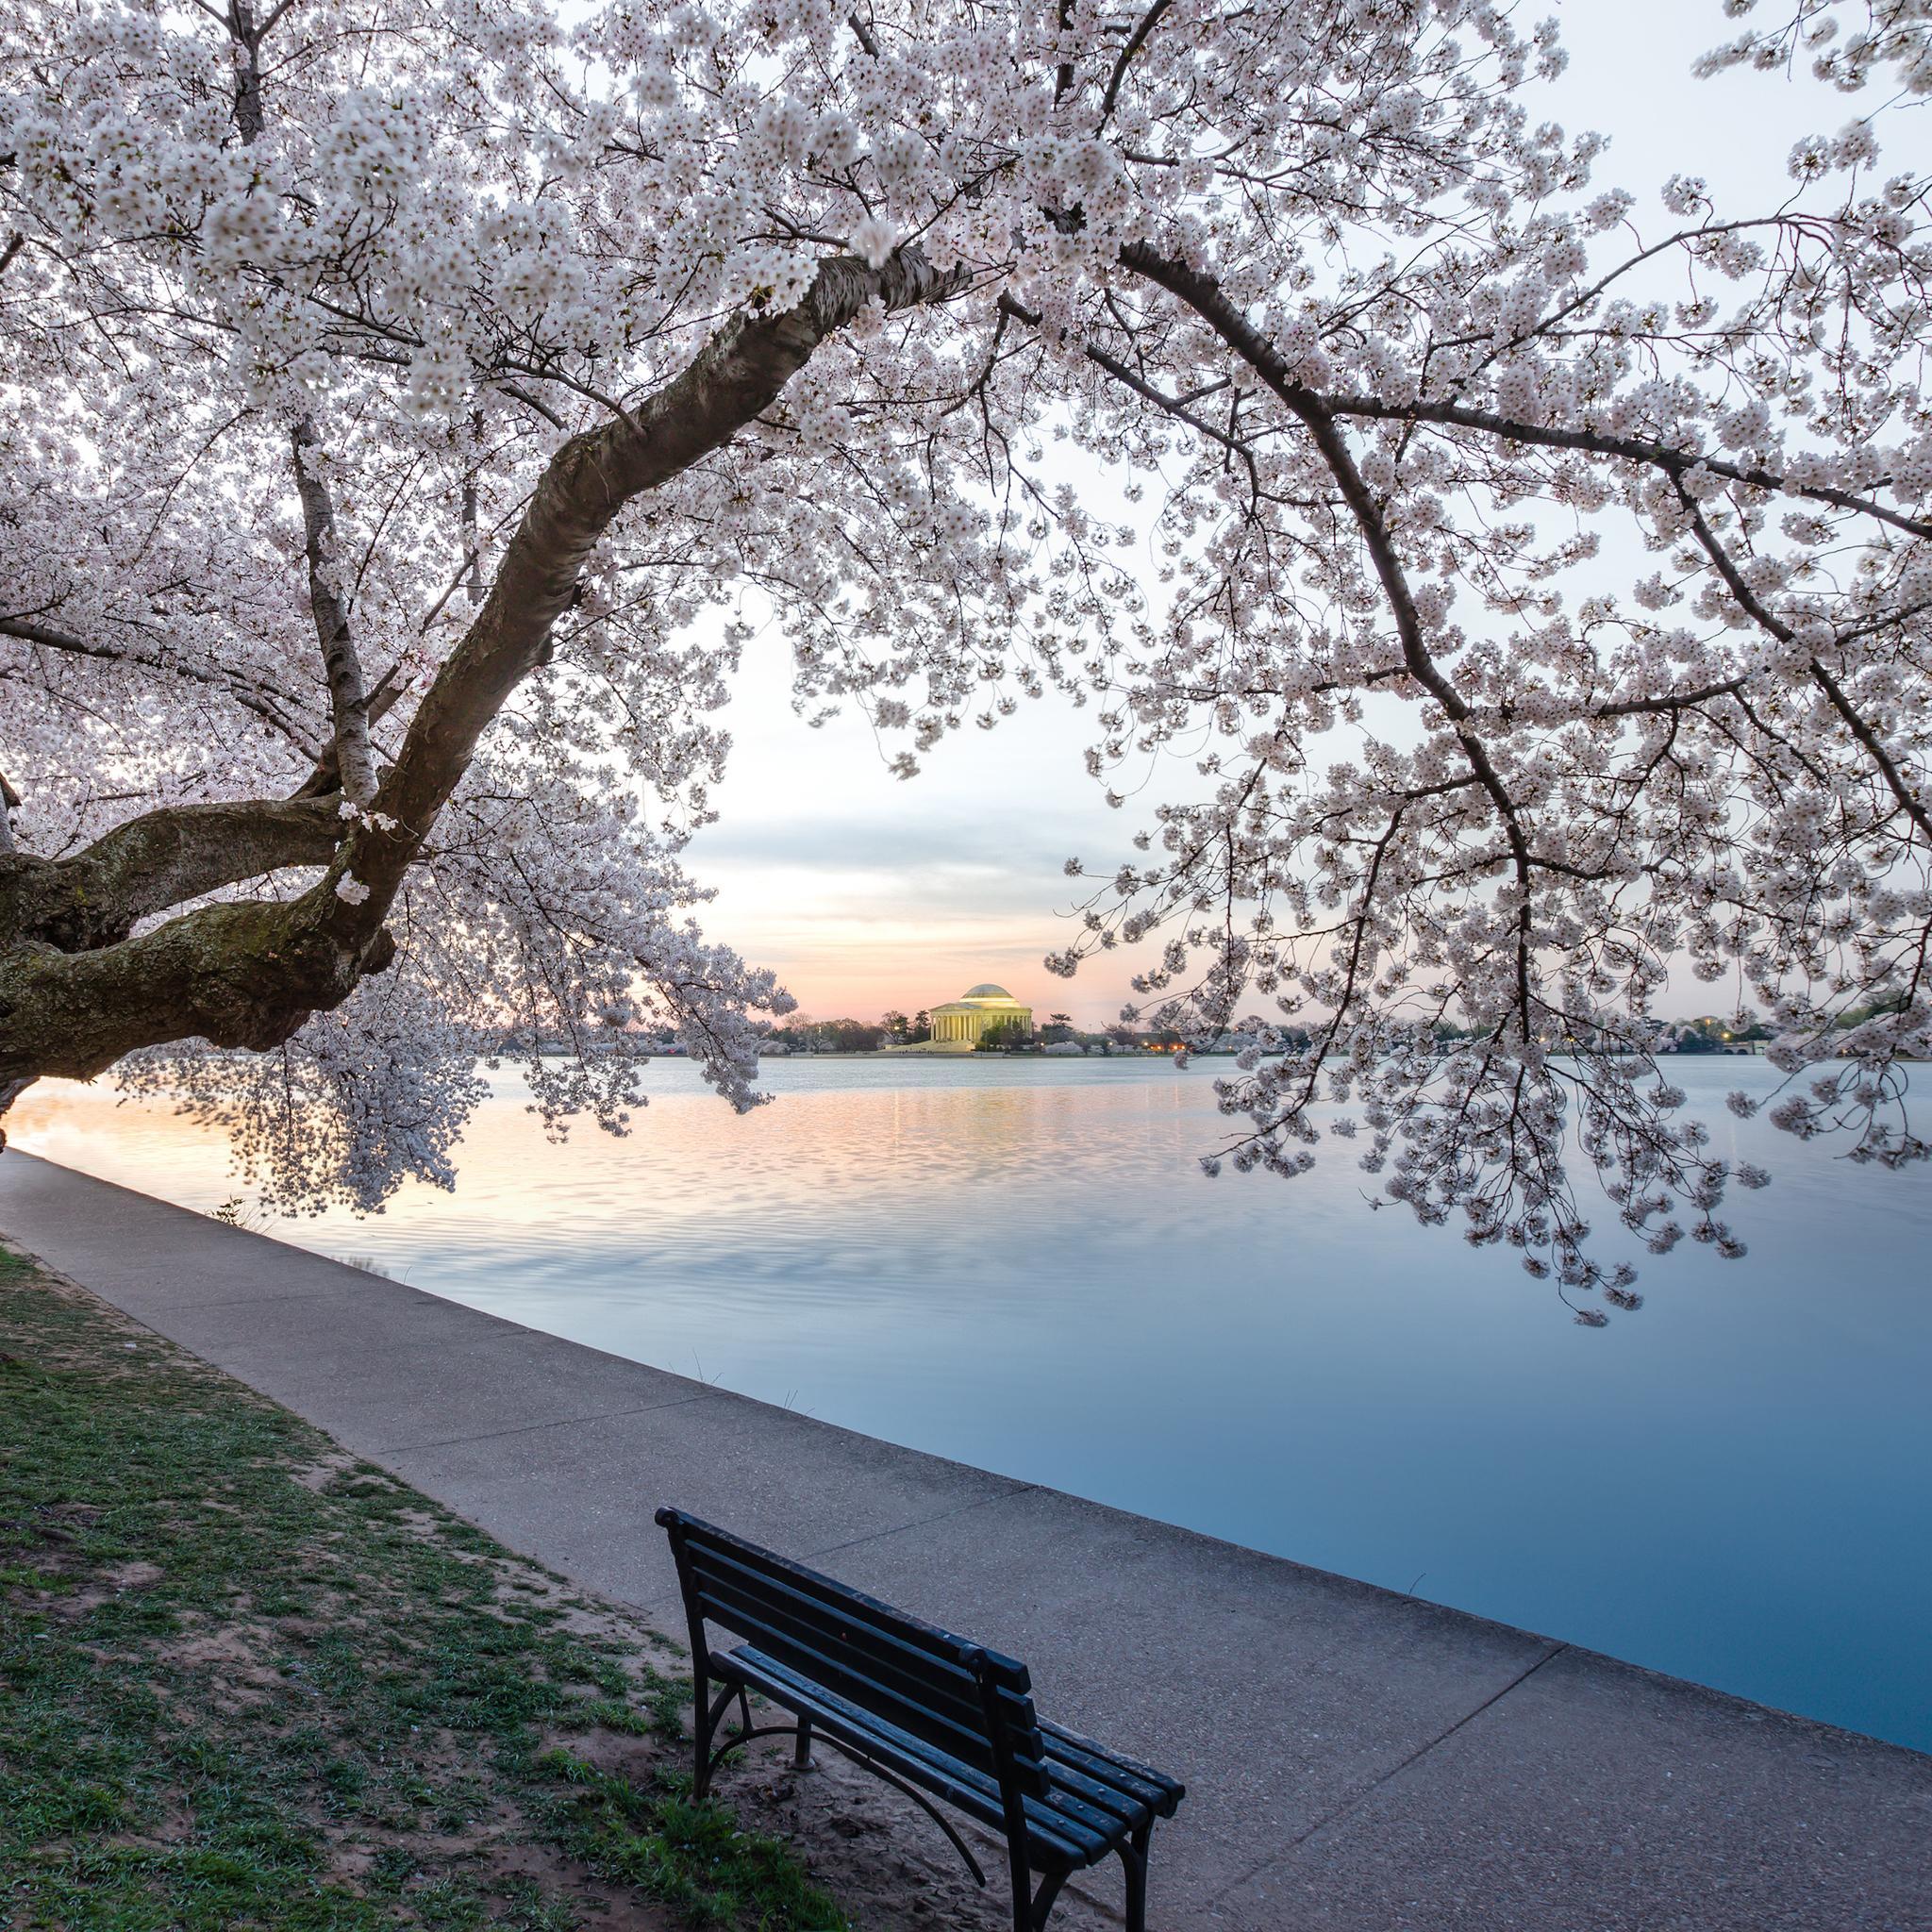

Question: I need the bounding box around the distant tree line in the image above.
[750,1009,1253,1054]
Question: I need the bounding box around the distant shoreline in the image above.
[526,1042,1792,1062]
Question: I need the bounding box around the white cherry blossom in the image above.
[0,0,1925,1320]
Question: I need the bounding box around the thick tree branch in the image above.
[336,249,968,924]
[0,891,393,1086]
[0,795,343,951]
[0,250,967,1087]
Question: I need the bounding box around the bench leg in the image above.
[1003,1826,1051,1932]
[793,1716,813,1770]
[1023,1867,1066,1930]
[693,1679,740,1801]
[691,1666,709,1798]
[1118,1825,1151,1932]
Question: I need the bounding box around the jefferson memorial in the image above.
[926,983,1033,1046]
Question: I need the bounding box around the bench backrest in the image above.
[657,1507,1051,1801]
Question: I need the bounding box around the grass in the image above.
[0,1247,849,1932]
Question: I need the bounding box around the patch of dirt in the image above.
[103,1559,164,1590]
[541,1702,1124,1929]
[693,1728,1125,1932]
[175,1635,293,1713]
[0,1258,205,1381]
[292,1449,361,1492]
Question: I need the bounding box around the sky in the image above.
[681,0,1868,1029]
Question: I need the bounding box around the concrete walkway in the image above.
[3,1149,1926,1931]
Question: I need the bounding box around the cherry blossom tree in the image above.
[0,0,1925,1313]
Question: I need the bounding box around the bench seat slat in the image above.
[1040,1721,1185,1819]
[724,1646,1140,1869]
[718,1645,1053,1845]
[1031,1754,1158,1832]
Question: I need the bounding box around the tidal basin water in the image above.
[13,1056,1932,1753]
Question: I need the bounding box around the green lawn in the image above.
[0,1247,847,1931]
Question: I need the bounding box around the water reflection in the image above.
[13,1057,1932,1752]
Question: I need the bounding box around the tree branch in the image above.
[339,249,969,924]
[0,613,325,758]
[291,421,380,805]
[1310,389,1932,541]
[0,249,968,1088]
[1120,242,1541,1025]
[0,795,343,951]
[1100,0,1174,124]
[1676,487,1932,844]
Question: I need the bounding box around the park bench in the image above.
[656,1507,1186,1932]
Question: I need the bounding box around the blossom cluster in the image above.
[0,0,1926,1316]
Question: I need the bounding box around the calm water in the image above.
[14,1057,1932,1753]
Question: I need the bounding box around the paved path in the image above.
[3,1149,1927,1929]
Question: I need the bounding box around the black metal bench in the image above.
[656,1507,1185,1932]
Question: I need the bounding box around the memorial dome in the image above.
[926,982,1034,1044]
